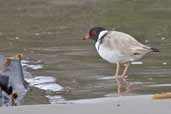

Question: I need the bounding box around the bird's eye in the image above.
[91,31,96,35]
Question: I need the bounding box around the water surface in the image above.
[0,0,171,105]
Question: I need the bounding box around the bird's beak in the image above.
[83,34,90,40]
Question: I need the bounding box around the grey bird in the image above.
[83,27,159,79]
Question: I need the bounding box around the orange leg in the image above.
[121,63,129,79]
[114,63,120,79]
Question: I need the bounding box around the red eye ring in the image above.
[92,31,96,35]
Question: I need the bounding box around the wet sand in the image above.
[0,95,171,114]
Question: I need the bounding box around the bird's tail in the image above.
[151,47,160,52]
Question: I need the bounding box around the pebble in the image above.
[116,104,120,107]
[35,33,40,36]
[163,62,167,65]
[145,40,149,43]
[15,37,20,40]
[148,78,153,80]
[161,37,165,40]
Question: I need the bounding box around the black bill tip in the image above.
[151,47,160,52]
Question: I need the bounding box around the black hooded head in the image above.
[84,27,106,41]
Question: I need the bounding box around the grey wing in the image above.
[107,31,152,56]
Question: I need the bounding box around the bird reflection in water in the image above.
[114,78,130,96]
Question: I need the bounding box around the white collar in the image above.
[98,30,108,40]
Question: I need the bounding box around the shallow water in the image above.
[0,0,171,105]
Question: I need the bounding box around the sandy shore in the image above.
[0,95,170,114]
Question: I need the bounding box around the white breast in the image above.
[95,40,123,63]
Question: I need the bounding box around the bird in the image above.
[83,27,159,79]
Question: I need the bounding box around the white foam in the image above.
[25,76,63,92]
[97,76,114,80]
[131,61,143,65]
[21,59,44,70]
[144,40,149,43]
[162,62,167,65]
[15,36,20,40]
[147,84,171,87]
[35,33,40,36]
[161,37,166,40]
[104,93,115,97]
[22,63,43,70]
[148,78,153,80]
[25,76,56,85]
[46,95,65,104]
[130,82,144,85]
[97,75,125,80]
[34,83,63,92]
[21,60,30,64]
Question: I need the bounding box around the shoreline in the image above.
[0,95,170,114]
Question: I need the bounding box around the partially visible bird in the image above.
[83,27,159,79]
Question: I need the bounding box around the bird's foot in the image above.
[114,75,118,79]
[122,75,128,79]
